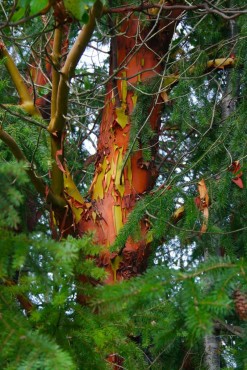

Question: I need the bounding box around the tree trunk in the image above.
[204,334,221,370]
[0,3,180,281]
[76,10,181,283]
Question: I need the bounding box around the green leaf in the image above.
[18,0,30,7]
[30,0,49,15]
[11,0,30,21]
[11,7,26,21]
[64,0,86,21]
[84,75,91,89]
[39,84,50,97]
[81,11,89,24]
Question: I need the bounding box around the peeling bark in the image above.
[77,10,181,283]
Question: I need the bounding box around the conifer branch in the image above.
[0,127,66,208]
[0,103,47,129]
[4,278,34,315]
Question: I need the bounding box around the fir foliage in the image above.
[1,1,247,369]
[128,78,160,161]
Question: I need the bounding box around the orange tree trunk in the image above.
[0,3,180,281]
[77,11,180,284]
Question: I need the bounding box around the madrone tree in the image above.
[1,1,247,369]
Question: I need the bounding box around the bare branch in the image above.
[215,319,244,338]
[51,24,64,120]
[0,41,40,116]
[104,2,247,20]
[48,0,103,133]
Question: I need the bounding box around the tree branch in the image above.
[51,24,63,120]
[47,0,103,201]
[104,2,247,20]
[214,319,244,338]
[48,0,103,133]
[0,41,40,116]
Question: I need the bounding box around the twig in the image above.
[104,3,247,20]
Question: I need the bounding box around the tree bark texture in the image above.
[77,10,181,283]
[204,334,221,370]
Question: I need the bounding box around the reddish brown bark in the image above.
[107,353,124,369]
[77,10,181,283]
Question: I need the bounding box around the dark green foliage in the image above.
[128,78,160,161]
[91,257,247,369]
[0,162,28,229]
[0,230,108,369]
[107,5,247,367]
[2,224,247,369]
[1,1,247,369]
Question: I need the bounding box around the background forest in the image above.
[1,0,247,369]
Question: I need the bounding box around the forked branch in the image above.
[48,0,103,133]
